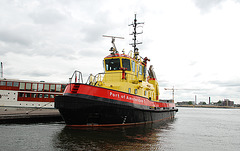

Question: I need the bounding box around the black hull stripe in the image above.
[66,115,175,127]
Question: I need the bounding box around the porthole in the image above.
[134,89,137,94]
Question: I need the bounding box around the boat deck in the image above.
[0,107,63,124]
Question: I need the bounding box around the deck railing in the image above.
[69,70,143,86]
[69,70,84,84]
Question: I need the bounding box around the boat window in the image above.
[139,65,143,75]
[32,83,37,91]
[25,93,30,97]
[38,84,43,91]
[44,84,49,92]
[26,83,31,90]
[44,94,49,98]
[134,89,137,94]
[31,93,37,98]
[19,93,24,97]
[122,59,131,71]
[7,82,12,86]
[56,84,61,92]
[50,84,55,92]
[50,94,54,98]
[128,88,131,93]
[132,60,135,72]
[61,85,66,92]
[105,58,120,71]
[20,83,25,90]
[37,94,43,98]
[13,82,19,87]
[0,81,6,86]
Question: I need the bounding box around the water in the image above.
[0,107,239,151]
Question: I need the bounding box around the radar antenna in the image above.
[129,14,144,59]
[103,35,124,54]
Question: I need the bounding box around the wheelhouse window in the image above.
[143,66,146,77]
[105,58,120,71]
[139,65,143,75]
[132,60,135,72]
[122,59,131,71]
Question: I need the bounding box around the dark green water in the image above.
[0,107,239,151]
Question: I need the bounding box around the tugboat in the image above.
[55,14,178,126]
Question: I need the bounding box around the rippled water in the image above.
[0,107,239,151]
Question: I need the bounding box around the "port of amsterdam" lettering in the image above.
[109,91,144,103]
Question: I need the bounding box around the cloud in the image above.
[0,30,32,46]
[210,80,240,87]
[29,8,67,25]
[193,0,226,12]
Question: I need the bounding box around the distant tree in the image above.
[188,101,193,105]
[217,100,222,104]
[203,102,206,105]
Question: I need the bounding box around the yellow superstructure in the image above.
[90,51,160,102]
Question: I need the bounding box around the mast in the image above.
[129,14,144,59]
[0,62,3,79]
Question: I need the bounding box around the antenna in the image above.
[129,14,144,58]
[103,35,124,54]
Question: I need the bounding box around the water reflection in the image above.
[53,119,176,151]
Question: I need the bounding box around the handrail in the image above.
[70,70,142,85]
[69,70,83,84]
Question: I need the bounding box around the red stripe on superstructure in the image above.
[65,84,175,108]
